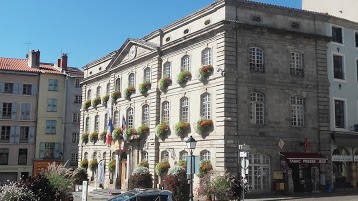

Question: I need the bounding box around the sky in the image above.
[0,0,301,68]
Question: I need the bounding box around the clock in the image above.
[128,45,137,59]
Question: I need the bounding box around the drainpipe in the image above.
[62,74,67,164]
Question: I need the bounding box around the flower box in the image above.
[198,65,214,81]
[91,97,101,108]
[125,128,139,141]
[111,90,121,102]
[125,86,136,99]
[139,81,151,95]
[137,125,149,135]
[81,133,89,144]
[99,131,107,141]
[177,160,187,170]
[89,159,98,170]
[155,122,170,139]
[82,100,91,111]
[112,128,123,141]
[155,160,170,175]
[198,160,213,178]
[108,160,116,172]
[80,159,88,169]
[177,71,192,85]
[174,121,191,137]
[159,77,172,92]
[196,118,213,135]
[102,95,109,106]
[89,131,98,143]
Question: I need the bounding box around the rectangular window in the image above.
[356,60,358,83]
[335,100,345,129]
[20,127,29,143]
[0,126,10,143]
[333,55,344,79]
[72,133,79,143]
[2,103,12,119]
[355,32,358,48]
[44,143,55,158]
[18,149,27,165]
[48,79,59,91]
[74,95,82,104]
[73,113,80,123]
[22,84,32,95]
[0,148,9,165]
[71,153,78,164]
[46,120,56,134]
[20,103,31,120]
[332,26,343,44]
[4,83,14,93]
[75,78,81,88]
[291,97,304,127]
[47,99,58,112]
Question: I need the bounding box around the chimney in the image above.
[59,53,68,71]
[27,50,39,68]
[35,49,40,67]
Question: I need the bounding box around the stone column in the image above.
[351,162,357,187]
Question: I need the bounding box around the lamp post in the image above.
[186,136,197,201]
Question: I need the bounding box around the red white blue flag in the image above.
[106,119,114,145]
[121,116,126,132]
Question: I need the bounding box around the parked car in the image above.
[109,189,173,201]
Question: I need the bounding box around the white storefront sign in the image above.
[332,155,353,162]
[354,155,358,162]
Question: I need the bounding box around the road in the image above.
[245,191,358,201]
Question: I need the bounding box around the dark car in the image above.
[109,189,173,201]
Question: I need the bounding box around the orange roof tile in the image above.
[0,57,62,74]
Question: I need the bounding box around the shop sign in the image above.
[353,155,358,162]
[332,155,353,162]
[288,159,326,164]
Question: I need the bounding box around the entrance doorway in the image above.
[120,152,127,189]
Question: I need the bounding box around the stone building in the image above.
[80,0,332,193]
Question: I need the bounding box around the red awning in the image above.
[281,152,327,164]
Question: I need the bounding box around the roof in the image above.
[66,66,84,77]
[0,57,62,74]
[83,50,118,69]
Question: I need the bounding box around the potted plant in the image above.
[80,159,88,169]
[91,97,101,108]
[159,77,172,92]
[137,125,149,136]
[108,160,116,172]
[89,159,98,170]
[125,128,139,141]
[99,131,107,142]
[174,121,190,137]
[155,122,170,139]
[89,131,98,143]
[112,128,123,141]
[102,94,109,106]
[139,81,151,94]
[81,133,89,144]
[82,100,91,111]
[198,65,214,81]
[139,160,149,168]
[196,118,213,135]
[111,90,121,103]
[125,86,136,99]
[198,160,213,178]
[177,160,187,170]
[177,71,192,85]
[155,160,170,175]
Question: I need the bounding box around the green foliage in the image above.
[111,90,121,102]
[19,174,56,201]
[196,118,213,135]
[99,131,107,141]
[177,71,192,85]
[198,160,213,178]
[128,172,153,189]
[108,160,116,172]
[198,65,214,81]
[168,166,185,176]
[155,160,170,175]
[155,122,170,139]
[139,81,151,94]
[89,159,98,170]
[0,181,36,201]
[164,169,190,201]
[80,159,88,169]
[124,86,136,99]
[112,128,123,141]
[82,100,91,111]
[44,162,74,199]
[81,133,89,144]
[138,160,149,168]
[177,160,187,170]
[159,77,172,91]
[72,168,88,185]
[132,166,150,175]
[174,121,190,137]
[89,131,98,143]
[102,94,109,106]
[91,97,101,108]
[211,176,231,200]
[137,125,149,135]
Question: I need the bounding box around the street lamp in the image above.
[186,136,197,201]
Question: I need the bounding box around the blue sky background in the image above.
[0,0,301,68]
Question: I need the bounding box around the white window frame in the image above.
[250,92,265,125]
[48,79,58,91]
[201,93,211,119]
[180,97,189,122]
[291,96,304,127]
[94,115,99,131]
[75,78,81,88]
[163,62,171,78]
[181,55,190,72]
[144,67,151,82]
[200,150,211,161]
[127,108,134,129]
[332,53,346,82]
[162,101,170,123]
[142,151,149,161]
[71,153,79,164]
[87,89,92,100]
[128,73,135,87]
[85,117,90,133]
[247,153,271,193]
[44,142,55,158]
[104,113,108,130]
[22,84,32,95]
[333,97,347,131]
[290,52,304,77]
[115,78,121,91]
[46,98,58,112]
[72,132,79,143]
[331,24,344,45]
[73,113,80,123]
[96,86,101,97]
[114,111,119,126]
[179,150,188,161]
[2,102,12,119]
[161,150,169,161]
[45,120,56,134]
[142,104,150,126]
[0,126,10,142]
[106,83,110,95]
[249,47,264,73]
[20,126,29,143]
[74,95,82,104]
[201,48,212,66]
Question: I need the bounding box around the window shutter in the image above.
[13,83,19,94]
[10,126,16,143]
[29,127,35,143]
[46,121,50,134]
[0,82,4,93]
[15,126,20,143]
[18,84,23,94]
[31,84,38,95]
[54,143,61,159]
[53,99,58,111]
[11,103,17,120]
[0,102,3,118]
[54,80,58,91]
[47,99,51,111]
[26,103,31,120]
[39,142,45,158]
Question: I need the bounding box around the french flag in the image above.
[106,119,114,146]
[121,116,126,132]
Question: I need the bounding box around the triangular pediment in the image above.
[107,38,159,70]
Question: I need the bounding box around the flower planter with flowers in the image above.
[89,159,98,170]
[81,133,89,144]
[139,81,151,95]
[111,91,121,103]
[112,128,123,141]
[177,160,187,170]
[99,131,107,142]
[174,121,191,138]
[91,97,101,108]
[108,160,116,172]
[177,71,192,85]
[139,160,149,168]
[125,128,139,141]
[155,160,170,175]
[125,86,136,99]
[89,131,98,143]
[102,95,109,106]
[137,125,149,136]
[155,122,170,139]
[195,118,214,135]
[80,159,89,169]
[159,77,172,92]
[197,160,213,178]
[198,65,214,81]
[82,100,91,111]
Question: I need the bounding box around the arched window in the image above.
[161,150,169,161]
[87,89,92,100]
[106,83,110,95]
[85,117,90,133]
[104,113,108,129]
[201,48,212,65]
[142,151,149,162]
[201,93,211,119]
[179,150,188,161]
[128,73,135,87]
[247,153,271,193]
[96,86,101,97]
[113,111,119,126]
[127,107,134,129]
[180,97,189,122]
[181,55,190,72]
[115,78,121,91]
[249,47,264,73]
[163,62,171,78]
[144,67,151,82]
[290,52,304,77]
[142,104,150,126]
[162,101,170,123]
[200,150,211,161]
[94,115,99,131]
[84,152,88,160]
[291,96,304,127]
[250,92,264,125]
